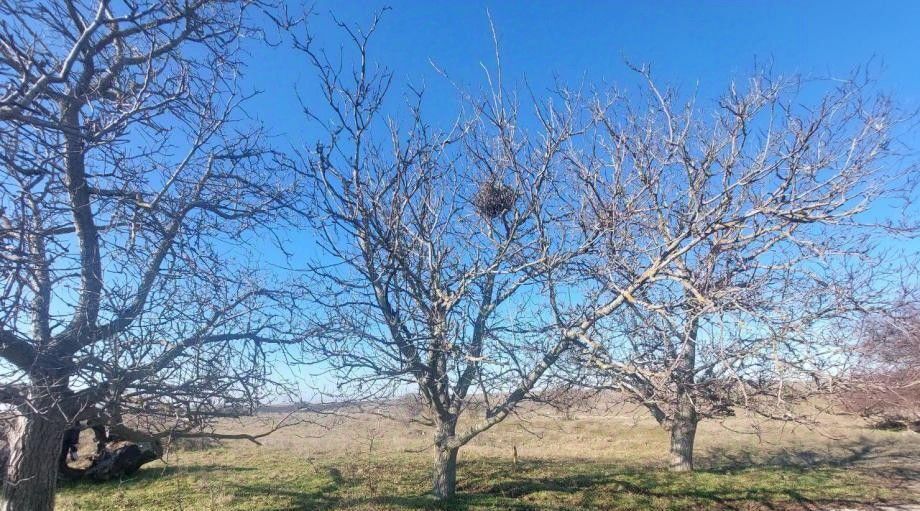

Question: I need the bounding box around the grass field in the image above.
[57,402,920,510]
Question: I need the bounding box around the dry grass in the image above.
[57,400,920,510]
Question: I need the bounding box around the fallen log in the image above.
[58,425,161,482]
[72,441,160,481]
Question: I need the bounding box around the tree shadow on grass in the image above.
[357,477,846,511]
[62,436,917,510]
[193,467,344,510]
[467,468,899,511]
[700,434,920,495]
[220,473,890,511]
[58,463,257,488]
[223,483,343,511]
[362,445,917,511]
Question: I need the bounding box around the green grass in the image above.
[57,447,909,511]
[55,406,920,510]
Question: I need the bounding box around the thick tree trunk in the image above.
[2,411,64,511]
[433,444,459,499]
[432,418,459,500]
[668,410,698,472]
[668,314,699,473]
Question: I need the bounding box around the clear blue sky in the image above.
[244,0,920,140]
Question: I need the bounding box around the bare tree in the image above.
[0,1,303,509]
[584,251,900,471]
[293,15,594,499]
[841,298,920,429]
[567,67,915,471]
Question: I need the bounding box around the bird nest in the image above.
[473,177,518,219]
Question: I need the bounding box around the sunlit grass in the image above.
[57,406,920,510]
[57,444,915,510]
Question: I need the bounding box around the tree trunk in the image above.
[432,418,459,500]
[666,313,700,473]
[671,413,697,472]
[2,411,64,511]
[433,443,459,499]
